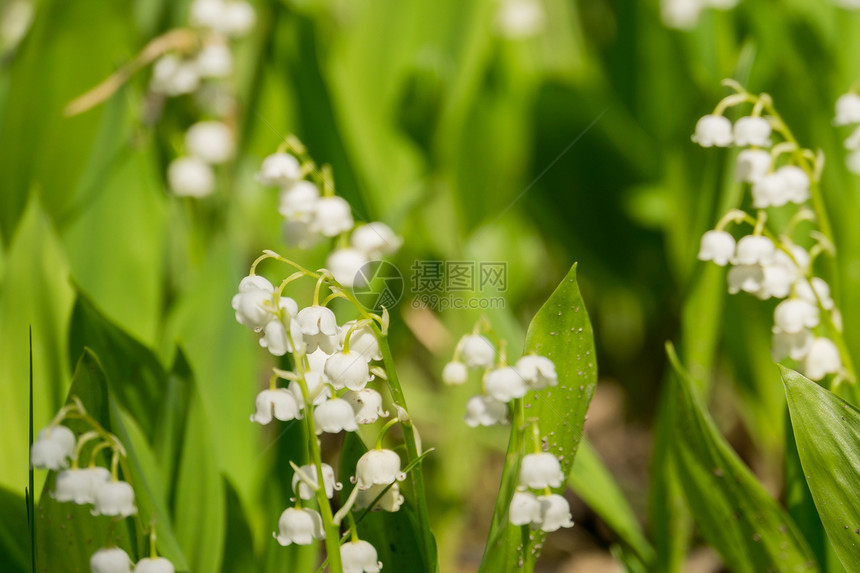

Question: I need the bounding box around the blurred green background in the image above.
[3,0,860,571]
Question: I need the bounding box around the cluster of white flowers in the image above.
[150,0,254,197]
[443,333,557,426]
[660,0,739,31]
[442,326,573,532]
[30,406,176,573]
[833,92,860,175]
[255,147,402,286]
[695,85,845,382]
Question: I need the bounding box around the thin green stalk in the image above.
[294,369,343,573]
[375,329,435,566]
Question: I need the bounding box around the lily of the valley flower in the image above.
[292,463,342,500]
[250,389,302,424]
[484,367,528,403]
[167,156,215,197]
[30,425,76,470]
[442,361,468,386]
[354,482,405,513]
[53,466,110,505]
[535,493,574,532]
[185,121,235,165]
[460,335,495,368]
[693,114,733,147]
[134,557,176,573]
[697,230,736,266]
[325,351,372,391]
[90,547,132,573]
[258,152,302,186]
[515,355,557,390]
[273,507,324,546]
[91,480,137,518]
[519,452,564,489]
[352,449,406,490]
[314,398,359,434]
[464,395,508,427]
[343,389,389,424]
[340,539,383,573]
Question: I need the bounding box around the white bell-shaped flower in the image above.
[759,264,794,300]
[167,156,215,198]
[734,235,775,266]
[727,264,765,295]
[327,248,369,288]
[774,298,819,334]
[315,398,359,434]
[273,507,324,546]
[190,0,224,29]
[150,55,200,96]
[258,152,302,187]
[460,335,495,368]
[735,149,771,183]
[30,425,76,470]
[772,329,813,362]
[509,490,541,526]
[354,482,405,512]
[53,466,110,505]
[196,41,233,78]
[535,494,574,532]
[90,547,132,573]
[279,181,320,221]
[134,557,175,573]
[325,351,372,391]
[796,277,834,310]
[350,222,402,258]
[496,0,546,38]
[442,361,468,386]
[344,389,389,424]
[835,93,860,126]
[250,388,302,424]
[292,463,341,500]
[231,275,278,331]
[353,449,406,490]
[733,116,771,147]
[311,196,354,237]
[340,321,382,362]
[92,480,137,517]
[341,539,383,573]
[516,355,558,390]
[464,395,509,427]
[777,165,811,204]
[185,121,235,165]
[297,306,339,354]
[804,338,842,381]
[485,367,528,403]
[289,371,332,409]
[697,230,736,266]
[519,452,564,489]
[692,115,733,147]
[751,172,789,209]
[259,318,304,357]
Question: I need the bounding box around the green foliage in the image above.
[782,367,860,570]
[479,263,597,572]
[667,344,818,573]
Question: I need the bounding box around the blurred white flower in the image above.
[311,196,354,237]
[53,466,110,505]
[693,114,733,147]
[727,264,765,295]
[496,0,545,39]
[735,149,772,183]
[698,230,736,266]
[535,493,574,532]
[291,463,341,500]
[90,547,132,573]
[196,40,233,78]
[485,366,528,402]
[733,116,772,147]
[350,222,402,258]
[30,425,76,470]
[464,395,509,427]
[314,398,359,434]
[259,153,302,187]
[150,55,200,96]
[516,355,558,390]
[185,121,235,164]
[734,235,775,266]
[773,298,819,334]
[803,338,841,380]
[772,329,813,362]
[460,335,495,368]
[661,0,702,30]
[519,452,563,489]
[354,483,405,512]
[92,480,137,518]
[344,388,389,424]
[327,248,369,288]
[835,93,860,126]
[509,490,541,526]
[134,557,175,573]
[279,181,320,221]
[167,156,215,197]
[442,361,468,386]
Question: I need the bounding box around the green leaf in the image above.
[782,367,860,570]
[0,487,29,573]
[667,344,818,573]
[568,438,655,566]
[338,432,433,573]
[479,263,598,572]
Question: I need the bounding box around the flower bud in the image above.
[442,361,468,386]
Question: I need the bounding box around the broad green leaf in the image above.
[782,367,860,570]
[339,432,433,573]
[667,344,818,573]
[68,293,168,440]
[173,388,226,573]
[479,263,598,572]
[0,196,74,494]
[568,438,655,567]
[0,487,29,573]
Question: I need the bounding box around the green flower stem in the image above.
[375,329,435,565]
[292,352,343,573]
